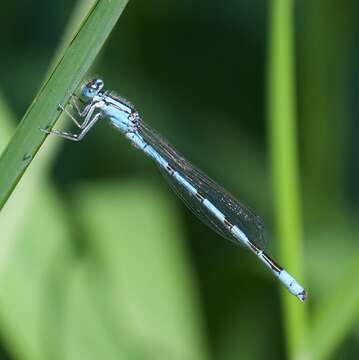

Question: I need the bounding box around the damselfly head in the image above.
[80,77,104,100]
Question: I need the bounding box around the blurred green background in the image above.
[0,0,358,359]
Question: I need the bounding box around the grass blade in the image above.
[0,4,124,357]
[0,0,129,209]
[267,1,309,358]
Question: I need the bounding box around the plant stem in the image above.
[267,1,309,358]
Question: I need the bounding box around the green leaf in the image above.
[310,251,359,360]
[0,3,102,358]
[0,186,74,360]
[0,0,129,209]
[64,262,136,360]
[0,91,74,360]
[306,223,359,360]
[72,180,209,360]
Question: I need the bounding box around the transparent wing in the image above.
[136,120,266,248]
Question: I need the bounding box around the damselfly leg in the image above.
[41,99,103,141]
[41,112,101,141]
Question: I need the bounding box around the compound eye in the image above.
[93,78,104,91]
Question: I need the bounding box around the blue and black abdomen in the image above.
[136,120,266,249]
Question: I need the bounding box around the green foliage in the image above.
[71,181,208,360]
[0,0,129,209]
[267,1,308,358]
[0,0,358,359]
[0,2,208,359]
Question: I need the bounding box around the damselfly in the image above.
[42,78,307,302]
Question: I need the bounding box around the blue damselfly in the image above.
[42,78,307,302]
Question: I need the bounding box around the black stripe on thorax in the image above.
[195,192,205,203]
[166,164,175,175]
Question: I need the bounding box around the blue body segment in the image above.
[43,78,307,302]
